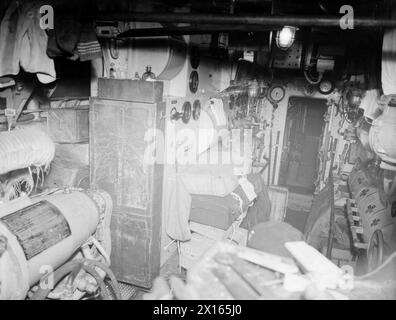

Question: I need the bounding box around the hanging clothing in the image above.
[47,14,101,62]
[0,1,56,83]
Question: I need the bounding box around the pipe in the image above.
[117,25,273,38]
[326,139,338,259]
[326,171,335,259]
[92,13,396,28]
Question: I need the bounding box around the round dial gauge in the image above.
[189,71,199,93]
[268,85,285,103]
[318,79,335,95]
[192,100,201,120]
[182,101,192,124]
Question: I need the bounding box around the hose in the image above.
[81,264,111,300]
[30,260,83,300]
[82,259,122,300]
[30,259,120,300]
[90,236,111,265]
[304,68,323,85]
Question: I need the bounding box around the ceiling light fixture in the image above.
[275,26,298,50]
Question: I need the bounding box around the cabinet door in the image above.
[90,98,164,288]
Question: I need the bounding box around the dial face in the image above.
[318,80,334,94]
[182,101,192,124]
[192,100,201,120]
[189,71,199,93]
[269,85,285,102]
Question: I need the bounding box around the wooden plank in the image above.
[211,266,259,300]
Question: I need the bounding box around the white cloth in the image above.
[359,89,380,120]
[0,1,56,83]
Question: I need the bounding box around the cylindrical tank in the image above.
[0,189,110,299]
[348,167,395,245]
[369,105,396,169]
[124,22,187,80]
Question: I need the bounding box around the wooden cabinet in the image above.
[90,94,164,288]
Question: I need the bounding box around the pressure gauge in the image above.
[268,85,285,103]
[182,101,192,124]
[189,71,199,93]
[318,79,335,95]
[192,100,201,120]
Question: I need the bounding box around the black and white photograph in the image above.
[0,0,396,306]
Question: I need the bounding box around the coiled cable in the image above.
[0,127,55,175]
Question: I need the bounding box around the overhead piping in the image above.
[92,12,396,28]
[116,25,274,38]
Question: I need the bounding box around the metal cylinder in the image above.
[0,189,110,299]
[348,167,395,245]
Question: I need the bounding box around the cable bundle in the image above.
[0,127,55,175]
[2,169,34,200]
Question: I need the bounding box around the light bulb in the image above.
[276,26,297,50]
